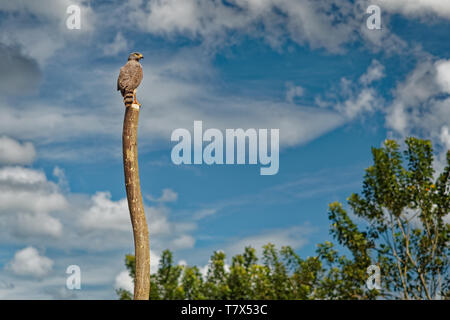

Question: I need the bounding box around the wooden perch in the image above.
[122,103,150,300]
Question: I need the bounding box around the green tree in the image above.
[151,250,185,299]
[319,138,449,299]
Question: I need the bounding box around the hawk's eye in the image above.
[134,53,139,56]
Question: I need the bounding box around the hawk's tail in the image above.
[123,91,134,108]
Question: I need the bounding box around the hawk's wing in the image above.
[117,66,129,96]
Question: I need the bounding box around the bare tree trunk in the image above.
[122,103,150,300]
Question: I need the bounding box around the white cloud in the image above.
[158,188,178,202]
[144,0,203,35]
[103,32,129,56]
[285,83,304,103]
[131,0,358,52]
[79,192,130,232]
[7,247,53,278]
[0,0,91,23]
[114,270,134,293]
[14,212,63,238]
[0,136,36,165]
[198,258,230,280]
[146,188,178,203]
[172,234,196,250]
[375,0,450,20]
[150,250,162,274]
[435,60,450,93]
[0,0,95,65]
[0,44,42,95]
[359,60,385,85]
[115,251,161,293]
[193,208,218,220]
[384,59,450,173]
[0,101,121,146]
[386,59,450,140]
[440,126,450,150]
[76,190,196,252]
[336,87,380,119]
[0,166,66,239]
[129,0,448,54]
[0,166,46,185]
[0,188,67,216]
[315,60,384,120]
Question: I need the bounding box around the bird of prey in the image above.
[117,52,144,107]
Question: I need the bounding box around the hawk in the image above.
[117,52,144,107]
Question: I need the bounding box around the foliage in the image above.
[117,138,449,300]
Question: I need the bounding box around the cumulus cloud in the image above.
[435,60,450,93]
[336,87,381,120]
[0,166,45,185]
[374,0,450,20]
[130,0,359,52]
[0,136,36,165]
[0,44,42,94]
[386,59,450,140]
[0,0,96,65]
[0,0,91,23]
[315,59,385,120]
[114,270,134,293]
[128,0,448,54]
[143,0,204,35]
[103,32,129,56]
[7,247,53,278]
[0,100,121,146]
[13,212,63,238]
[76,190,196,251]
[359,60,385,85]
[0,167,66,214]
[384,59,450,172]
[0,161,195,251]
[0,166,66,239]
[285,83,305,103]
[440,126,450,150]
[79,192,130,232]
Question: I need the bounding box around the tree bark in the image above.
[122,103,150,300]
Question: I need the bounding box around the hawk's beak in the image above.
[139,54,144,59]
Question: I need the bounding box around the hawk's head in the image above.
[128,52,144,61]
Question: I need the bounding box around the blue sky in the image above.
[0,0,449,299]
